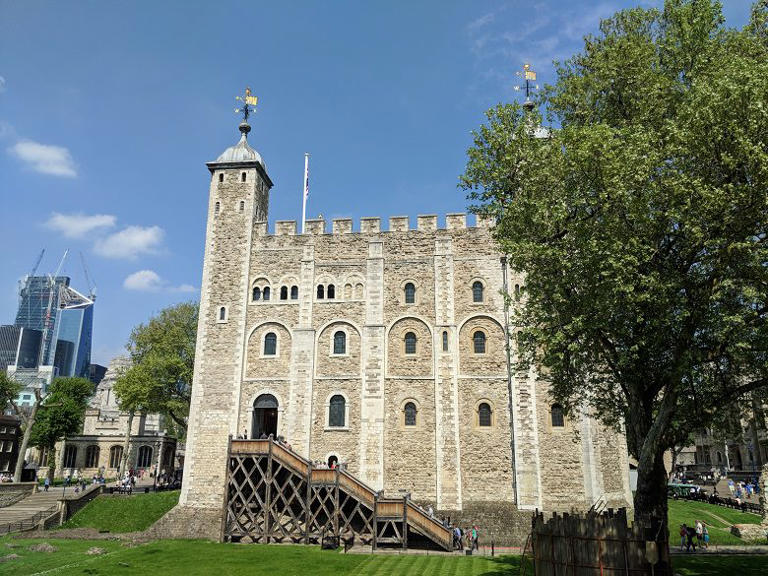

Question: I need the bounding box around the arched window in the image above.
[218,173,224,183]
[333,331,346,355]
[355,283,364,299]
[214,201,220,216]
[239,200,245,212]
[63,445,77,468]
[551,404,565,428]
[329,395,346,427]
[109,446,123,469]
[317,285,325,299]
[327,284,335,299]
[85,445,100,468]
[472,281,484,302]
[344,284,352,299]
[264,332,277,356]
[328,455,339,469]
[442,331,449,352]
[252,286,261,301]
[219,307,227,321]
[137,446,153,468]
[263,287,270,301]
[404,332,417,355]
[404,402,417,426]
[404,282,415,304]
[280,286,288,300]
[473,331,486,354]
[291,286,299,300]
[478,403,492,427]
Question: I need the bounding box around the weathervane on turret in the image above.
[514,63,539,111]
[234,87,259,137]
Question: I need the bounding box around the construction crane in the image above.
[79,251,96,300]
[39,250,68,366]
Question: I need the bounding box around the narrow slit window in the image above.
[219,306,227,321]
[291,286,299,299]
[442,331,449,352]
[333,331,346,355]
[214,201,220,216]
[241,172,246,182]
[327,284,335,299]
[264,332,277,356]
[263,287,270,301]
[404,402,417,426]
[239,200,245,212]
[478,403,492,427]
[218,173,224,183]
[404,332,417,355]
[317,285,324,299]
[404,282,415,304]
[472,281,484,302]
[252,286,261,301]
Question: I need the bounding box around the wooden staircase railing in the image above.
[225,438,453,551]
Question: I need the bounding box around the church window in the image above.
[327,284,335,299]
[478,402,492,427]
[280,286,288,300]
[263,287,270,301]
[329,395,346,428]
[473,331,486,354]
[472,281,484,302]
[317,285,324,299]
[63,445,77,468]
[404,282,415,304]
[138,445,153,469]
[218,173,224,183]
[333,331,346,355]
[219,306,227,321]
[240,200,245,212]
[252,287,261,301]
[404,402,417,426]
[85,445,100,468]
[109,446,123,469]
[264,332,277,356]
[551,404,565,428]
[241,172,246,182]
[404,332,417,355]
[442,331,449,352]
[214,202,220,216]
[291,286,299,299]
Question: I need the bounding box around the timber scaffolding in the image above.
[224,438,454,551]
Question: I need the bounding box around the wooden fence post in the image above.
[265,438,272,543]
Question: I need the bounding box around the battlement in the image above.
[258,213,495,236]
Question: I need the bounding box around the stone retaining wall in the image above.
[0,482,36,508]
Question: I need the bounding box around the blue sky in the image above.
[0,1,754,365]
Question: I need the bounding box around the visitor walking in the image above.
[702,522,709,548]
[43,477,50,492]
[472,525,479,551]
[695,520,703,547]
[685,524,697,552]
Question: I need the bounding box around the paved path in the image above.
[0,484,99,528]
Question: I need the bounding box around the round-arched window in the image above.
[404,332,417,355]
[472,281,484,302]
[478,402,492,427]
[264,332,277,356]
[333,331,346,355]
[329,395,346,427]
[473,331,486,354]
[404,402,417,426]
[404,282,416,304]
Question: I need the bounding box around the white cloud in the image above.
[94,225,164,259]
[44,212,116,239]
[8,139,77,177]
[0,76,5,93]
[123,269,197,293]
[123,270,164,291]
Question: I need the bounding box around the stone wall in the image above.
[0,482,36,508]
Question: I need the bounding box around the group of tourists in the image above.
[679,520,709,552]
[451,525,479,551]
[727,478,758,500]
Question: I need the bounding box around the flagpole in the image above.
[301,153,309,234]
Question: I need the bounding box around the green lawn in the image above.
[668,498,763,546]
[58,490,179,532]
[0,538,766,576]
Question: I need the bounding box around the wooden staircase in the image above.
[224,438,453,551]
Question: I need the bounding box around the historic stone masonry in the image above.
[167,120,633,542]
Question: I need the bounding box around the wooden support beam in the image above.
[265,439,273,542]
[372,492,378,551]
[402,496,408,550]
[304,464,312,545]
[333,467,340,538]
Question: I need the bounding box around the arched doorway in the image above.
[252,394,278,439]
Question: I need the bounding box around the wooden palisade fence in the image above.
[529,508,672,575]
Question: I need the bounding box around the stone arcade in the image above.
[161,116,633,543]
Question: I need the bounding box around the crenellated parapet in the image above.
[259,213,496,236]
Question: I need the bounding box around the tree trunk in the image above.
[634,450,670,523]
[13,395,40,482]
[119,410,135,479]
[47,445,56,483]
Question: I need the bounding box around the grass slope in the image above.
[667,499,762,546]
[58,490,179,533]
[1,539,766,576]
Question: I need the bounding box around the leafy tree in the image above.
[112,362,152,477]
[0,372,43,483]
[29,377,93,481]
[462,0,768,522]
[116,302,198,438]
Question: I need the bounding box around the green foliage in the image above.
[0,372,22,411]
[115,301,198,436]
[59,490,180,532]
[29,377,93,450]
[462,0,768,519]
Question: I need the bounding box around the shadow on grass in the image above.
[476,554,533,575]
